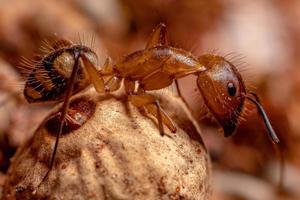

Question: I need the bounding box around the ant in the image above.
[21,23,280,187]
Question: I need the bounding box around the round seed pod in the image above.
[2,89,212,200]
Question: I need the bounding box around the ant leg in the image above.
[123,79,176,135]
[145,23,168,49]
[154,100,164,136]
[102,57,114,75]
[124,78,135,94]
[38,52,81,187]
[129,93,177,135]
[80,54,106,93]
[174,80,187,106]
[174,79,190,109]
[105,76,122,92]
[175,80,183,97]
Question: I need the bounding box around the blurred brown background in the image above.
[0,0,299,199]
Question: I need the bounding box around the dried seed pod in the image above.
[2,89,211,200]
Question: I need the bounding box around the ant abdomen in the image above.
[24,44,98,103]
[197,54,246,137]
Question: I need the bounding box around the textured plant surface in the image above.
[2,89,211,200]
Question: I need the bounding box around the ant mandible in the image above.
[22,23,280,186]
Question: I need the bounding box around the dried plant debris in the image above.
[2,89,211,200]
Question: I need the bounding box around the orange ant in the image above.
[21,23,280,186]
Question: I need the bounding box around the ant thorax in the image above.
[111,46,207,92]
[24,45,98,103]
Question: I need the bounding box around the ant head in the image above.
[196,54,246,137]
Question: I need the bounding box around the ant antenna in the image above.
[245,92,280,143]
[246,92,284,189]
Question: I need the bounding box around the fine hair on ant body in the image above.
[20,23,281,187]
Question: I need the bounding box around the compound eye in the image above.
[227,82,237,96]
